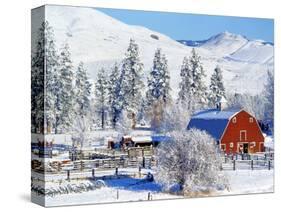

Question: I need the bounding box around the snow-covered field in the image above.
[33,170,273,207]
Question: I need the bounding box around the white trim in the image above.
[219,110,242,141]
[237,142,249,153]
[220,144,226,151]
[240,130,247,141]
[259,142,265,152]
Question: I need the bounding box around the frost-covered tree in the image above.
[119,39,144,128]
[146,48,171,106]
[36,21,61,133]
[156,129,229,196]
[161,102,191,132]
[227,93,265,120]
[75,62,92,118]
[108,63,121,128]
[116,110,132,138]
[71,112,92,150]
[178,56,193,107]
[146,49,171,130]
[31,21,47,132]
[189,48,208,110]
[263,70,274,120]
[209,65,226,107]
[94,68,108,129]
[58,43,75,132]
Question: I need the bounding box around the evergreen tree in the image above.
[146,48,171,105]
[119,39,144,128]
[189,48,207,110]
[107,63,121,128]
[75,62,92,118]
[209,65,226,107]
[37,21,60,133]
[31,21,46,133]
[264,70,274,120]
[178,56,193,107]
[58,43,75,132]
[146,49,171,130]
[94,68,108,129]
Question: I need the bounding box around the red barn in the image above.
[187,102,264,154]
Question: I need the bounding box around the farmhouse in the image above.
[187,97,265,154]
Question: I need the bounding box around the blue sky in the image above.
[97,8,274,43]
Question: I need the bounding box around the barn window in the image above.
[249,117,254,123]
[230,142,234,148]
[250,142,256,147]
[232,117,237,123]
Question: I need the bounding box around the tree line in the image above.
[31,21,274,134]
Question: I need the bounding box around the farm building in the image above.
[187,98,265,154]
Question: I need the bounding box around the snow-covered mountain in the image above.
[32,5,274,95]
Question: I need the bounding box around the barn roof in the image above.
[187,109,241,140]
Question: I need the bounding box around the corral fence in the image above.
[221,152,274,171]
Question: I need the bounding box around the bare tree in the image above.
[156,129,229,196]
[71,113,92,150]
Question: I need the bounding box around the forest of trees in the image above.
[31,21,274,135]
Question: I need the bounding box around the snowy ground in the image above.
[33,169,273,207]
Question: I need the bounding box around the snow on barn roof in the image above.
[187,108,241,140]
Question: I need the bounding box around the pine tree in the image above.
[178,56,193,107]
[94,68,108,129]
[39,21,60,133]
[31,21,46,133]
[58,43,75,132]
[119,38,144,128]
[264,70,274,120]
[209,65,226,107]
[189,48,207,110]
[108,63,121,128]
[146,48,171,105]
[146,48,171,130]
[75,62,92,118]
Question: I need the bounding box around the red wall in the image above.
[221,110,264,154]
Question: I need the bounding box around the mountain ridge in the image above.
[32,5,274,95]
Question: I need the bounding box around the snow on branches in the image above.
[156,129,229,196]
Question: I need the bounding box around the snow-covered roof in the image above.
[131,136,152,143]
[187,109,241,140]
[31,133,72,145]
[191,108,240,120]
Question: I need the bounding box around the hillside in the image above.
[32,5,274,95]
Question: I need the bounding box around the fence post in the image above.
[268,160,271,170]
[251,160,254,170]
[92,169,95,179]
[115,167,118,176]
[148,192,151,200]
[117,190,119,200]
[139,166,142,177]
[80,160,83,171]
[233,160,236,171]
[67,170,70,181]
[142,157,145,168]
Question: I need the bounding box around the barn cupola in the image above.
[216,96,228,111]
